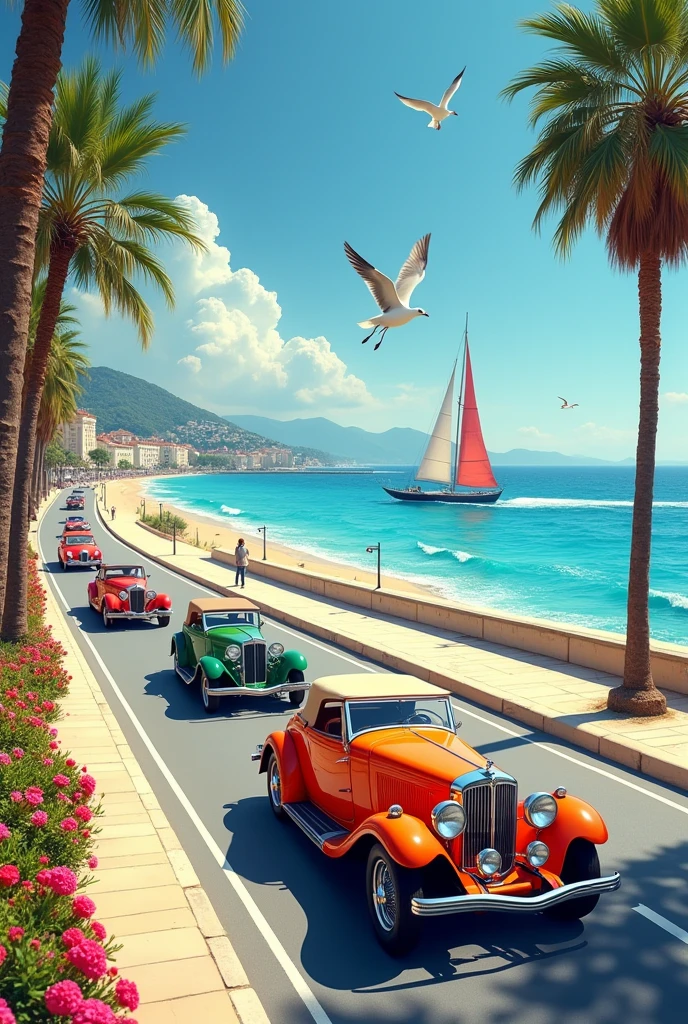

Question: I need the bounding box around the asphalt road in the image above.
[38,489,688,1024]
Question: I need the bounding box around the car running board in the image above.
[175,664,195,685]
[283,802,349,850]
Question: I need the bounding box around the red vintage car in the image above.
[65,494,85,510]
[64,519,91,532]
[57,531,102,571]
[87,564,172,628]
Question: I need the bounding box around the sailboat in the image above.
[383,319,502,504]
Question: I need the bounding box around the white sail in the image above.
[416,367,456,484]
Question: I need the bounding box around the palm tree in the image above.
[32,286,89,512]
[1,58,205,639]
[501,0,688,716]
[0,0,243,629]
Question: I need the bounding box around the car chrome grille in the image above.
[129,585,145,613]
[458,776,517,874]
[243,641,267,684]
[79,550,89,562]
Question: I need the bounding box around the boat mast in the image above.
[451,313,468,493]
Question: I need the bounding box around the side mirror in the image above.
[259,618,265,627]
[455,721,462,732]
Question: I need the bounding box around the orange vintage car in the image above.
[254,674,620,955]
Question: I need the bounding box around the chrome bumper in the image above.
[207,680,311,697]
[67,559,100,566]
[411,872,621,917]
[105,610,172,619]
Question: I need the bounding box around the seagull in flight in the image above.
[558,396,579,409]
[395,68,466,130]
[344,234,430,350]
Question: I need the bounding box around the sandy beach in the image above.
[104,475,433,597]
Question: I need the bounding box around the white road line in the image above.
[633,905,688,944]
[38,508,334,1024]
[89,490,688,817]
[91,497,376,672]
[451,703,688,817]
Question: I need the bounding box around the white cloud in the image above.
[177,355,201,373]
[665,392,688,404]
[174,196,371,412]
[71,288,104,316]
[518,426,554,441]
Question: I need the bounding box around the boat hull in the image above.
[383,487,502,504]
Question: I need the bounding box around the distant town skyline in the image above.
[2,0,687,461]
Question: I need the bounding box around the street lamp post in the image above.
[159,502,163,523]
[258,526,267,561]
[172,520,176,555]
[366,544,381,590]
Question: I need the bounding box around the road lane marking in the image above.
[38,510,335,1024]
[633,905,688,944]
[91,496,377,672]
[86,490,688,817]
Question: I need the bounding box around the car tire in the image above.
[157,615,171,627]
[200,672,220,714]
[544,839,601,921]
[102,605,113,629]
[60,556,68,571]
[287,670,306,705]
[365,842,422,956]
[266,752,285,818]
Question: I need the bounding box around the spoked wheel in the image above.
[200,672,220,714]
[287,670,306,706]
[545,839,601,921]
[267,752,284,818]
[365,842,422,956]
[102,605,113,629]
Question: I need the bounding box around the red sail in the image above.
[456,341,498,489]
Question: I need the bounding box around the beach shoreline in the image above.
[104,475,435,597]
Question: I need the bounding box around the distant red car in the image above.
[87,564,172,628]
[66,495,84,510]
[64,519,91,532]
[57,531,102,570]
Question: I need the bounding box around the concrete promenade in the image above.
[32,512,270,1024]
[100,500,688,792]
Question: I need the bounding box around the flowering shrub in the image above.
[0,558,138,1021]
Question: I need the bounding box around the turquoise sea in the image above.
[146,467,688,646]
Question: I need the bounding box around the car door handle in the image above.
[335,757,349,763]
[338,788,352,793]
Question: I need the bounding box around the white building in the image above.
[158,444,189,468]
[59,410,97,461]
[133,443,160,469]
[97,440,135,467]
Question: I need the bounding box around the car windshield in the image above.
[67,517,83,522]
[105,567,144,579]
[65,536,94,546]
[347,698,454,736]
[203,612,259,629]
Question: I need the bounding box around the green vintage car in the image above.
[171,598,309,713]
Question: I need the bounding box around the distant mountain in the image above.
[78,368,341,463]
[227,415,632,466]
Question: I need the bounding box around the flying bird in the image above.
[558,396,579,409]
[344,234,431,350]
[395,68,466,130]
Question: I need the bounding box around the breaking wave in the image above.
[417,541,475,563]
[220,505,242,515]
[650,589,688,611]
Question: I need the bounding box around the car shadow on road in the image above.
[68,606,164,636]
[221,797,688,1018]
[143,669,294,724]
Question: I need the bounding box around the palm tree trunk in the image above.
[1,240,74,640]
[608,251,667,716]
[0,0,70,623]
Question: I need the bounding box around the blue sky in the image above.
[2,0,687,459]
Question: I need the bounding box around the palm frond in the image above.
[518,4,626,73]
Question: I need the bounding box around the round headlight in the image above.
[526,840,550,868]
[476,848,502,877]
[268,642,284,657]
[225,644,241,662]
[431,800,466,840]
[66,551,73,558]
[119,590,128,600]
[524,792,558,829]
[146,590,156,600]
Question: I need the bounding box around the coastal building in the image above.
[133,442,160,469]
[106,429,138,445]
[96,436,136,466]
[59,410,97,461]
[158,443,189,468]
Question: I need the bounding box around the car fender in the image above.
[258,731,307,804]
[516,794,609,875]
[87,582,98,603]
[198,655,228,682]
[148,593,172,613]
[329,812,453,870]
[271,650,308,685]
[171,631,189,666]
[103,593,122,612]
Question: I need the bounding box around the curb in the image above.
[95,495,688,794]
[37,494,271,1024]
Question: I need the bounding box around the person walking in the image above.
[235,538,249,588]
[111,506,116,520]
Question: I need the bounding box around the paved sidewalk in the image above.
[32,513,269,1024]
[99,500,688,792]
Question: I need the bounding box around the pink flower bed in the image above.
[0,558,138,1021]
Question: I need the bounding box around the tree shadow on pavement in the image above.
[222,796,688,1023]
